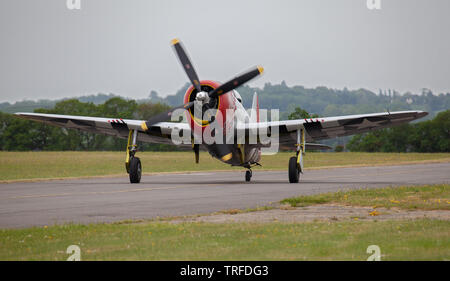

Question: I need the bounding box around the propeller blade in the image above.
[208,66,264,98]
[141,39,264,132]
[171,39,202,92]
[213,144,233,162]
[141,101,194,131]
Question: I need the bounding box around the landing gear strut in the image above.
[126,129,141,183]
[289,128,305,183]
[238,144,253,182]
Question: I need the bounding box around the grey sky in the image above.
[1,0,449,103]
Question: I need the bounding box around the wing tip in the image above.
[416,111,428,118]
[14,112,30,117]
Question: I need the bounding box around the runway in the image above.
[0,162,449,228]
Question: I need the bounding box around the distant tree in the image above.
[149,90,159,99]
[288,107,319,120]
[98,97,138,119]
[137,102,171,120]
[334,145,344,152]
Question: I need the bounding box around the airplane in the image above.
[15,39,428,184]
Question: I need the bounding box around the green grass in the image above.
[0,219,448,260]
[1,151,449,181]
[281,184,450,210]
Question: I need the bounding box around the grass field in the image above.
[0,184,449,260]
[0,219,448,261]
[1,151,449,182]
[281,184,450,210]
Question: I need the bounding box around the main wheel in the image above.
[129,157,142,183]
[288,156,300,183]
[245,170,252,182]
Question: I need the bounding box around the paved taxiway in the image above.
[1,162,449,228]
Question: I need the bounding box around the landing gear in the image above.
[245,169,252,182]
[238,143,253,182]
[289,156,300,183]
[129,156,142,183]
[125,129,141,183]
[289,128,305,183]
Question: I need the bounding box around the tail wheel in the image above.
[245,170,252,182]
[288,156,300,183]
[129,157,142,183]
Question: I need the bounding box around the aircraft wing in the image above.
[14,112,192,146]
[15,110,428,149]
[238,110,428,149]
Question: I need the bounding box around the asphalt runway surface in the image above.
[1,162,449,228]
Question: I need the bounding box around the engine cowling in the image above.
[183,80,235,136]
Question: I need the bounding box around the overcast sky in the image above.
[1,0,449,103]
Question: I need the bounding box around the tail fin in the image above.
[249,92,259,123]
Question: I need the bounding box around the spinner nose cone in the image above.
[196,91,209,102]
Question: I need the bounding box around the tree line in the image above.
[347,110,450,152]
[149,82,450,121]
[0,96,448,152]
[0,98,175,151]
[2,83,449,120]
